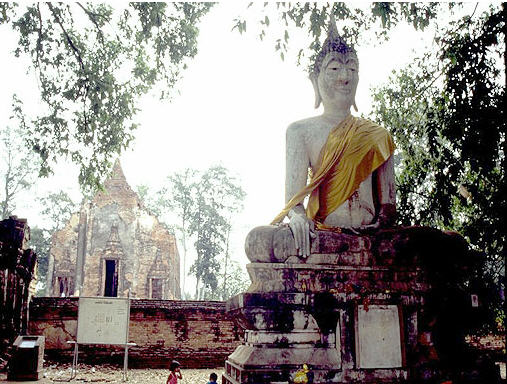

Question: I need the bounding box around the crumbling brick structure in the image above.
[0,216,37,362]
[46,161,180,299]
[29,297,243,368]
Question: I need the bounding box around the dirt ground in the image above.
[0,364,224,383]
[0,362,505,383]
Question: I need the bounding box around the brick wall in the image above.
[29,297,243,368]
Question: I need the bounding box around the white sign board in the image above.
[77,297,130,345]
[356,304,402,369]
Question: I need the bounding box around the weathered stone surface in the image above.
[225,291,413,383]
[225,227,474,383]
[356,305,402,369]
[47,161,180,299]
[0,216,36,360]
[225,224,489,383]
[228,345,341,369]
[245,262,428,296]
[246,225,365,263]
[245,224,454,267]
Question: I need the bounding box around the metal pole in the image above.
[71,342,78,380]
[123,292,131,381]
[123,344,128,381]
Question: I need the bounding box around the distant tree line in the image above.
[138,165,248,301]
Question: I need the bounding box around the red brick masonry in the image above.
[29,297,244,368]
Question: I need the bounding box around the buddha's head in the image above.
[310,17,359,112]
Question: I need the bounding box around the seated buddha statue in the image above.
[267,18,396,259]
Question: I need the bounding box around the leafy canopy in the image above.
[372,5,504,330]
[234,2,456,69]
[1,2,213,191]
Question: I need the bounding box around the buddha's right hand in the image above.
[288,205,315,258]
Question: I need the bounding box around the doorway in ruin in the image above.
[57,276,73,297]
[150,278,164,299]
[104,259,118,297]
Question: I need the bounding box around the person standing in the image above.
[207,372,218,384]
[166,361,182,384]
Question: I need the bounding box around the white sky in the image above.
[0,2,485,297]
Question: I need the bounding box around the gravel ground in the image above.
[0,364,224,383]
[0,362,504,383]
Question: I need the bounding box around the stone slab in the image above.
[227,344,341,369]
[245,329,323,346]
[245,262,428,294]
[356,304,403,369]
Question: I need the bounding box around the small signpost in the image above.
[68,296,135,381]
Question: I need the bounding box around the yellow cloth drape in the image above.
[271,115,395,226]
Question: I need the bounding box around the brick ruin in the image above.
[46,161,180,299]
[0,216,37,365]
[29,297,244,368]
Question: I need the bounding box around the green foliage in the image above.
[39,190,78,231]
[136,184,164,218]
[202,260,250,301]
[235,3,452,69]
[220,260,250,300]
[29,226,51,296]
[32,190,77,293]
[187,166,245,299]
[3,2,213,191]
[372,5,504,331]
[0,110,40,219]
[153,166,245,300]
[155,168,197,295]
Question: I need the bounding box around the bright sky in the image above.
[0,2,484,296]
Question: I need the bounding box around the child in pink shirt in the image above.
[166,360,182,384]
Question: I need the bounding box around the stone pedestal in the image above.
[223,226,438,384]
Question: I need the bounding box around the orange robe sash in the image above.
[271,115,395,226]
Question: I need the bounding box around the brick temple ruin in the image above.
[46,161,181,299]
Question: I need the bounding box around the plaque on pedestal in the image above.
[355,304,403,369]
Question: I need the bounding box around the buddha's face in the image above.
[317,51,359,111]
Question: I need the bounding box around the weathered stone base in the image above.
[223,345,409,383]
[224,344,342,383]
[224,226,503,383]
[223,288,416,384]
[224,363,408,384]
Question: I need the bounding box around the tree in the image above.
[31,190,78,294]
[234,3,456,68]
[155,166,245,300]
[188,166,245,300]
[1,3,213,191]
[220,259,250,301]
[200,260,250,301]
[372,5,505,330]
[0,116,40,219]
[165,169,196,296]
[136,184,163,217]
[29,226,51,295]
[39,191,78,230]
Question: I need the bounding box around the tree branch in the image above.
[47,3,91,130]
[36,4,43,69]
[76,2,105,44]
[47,3,85,72]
